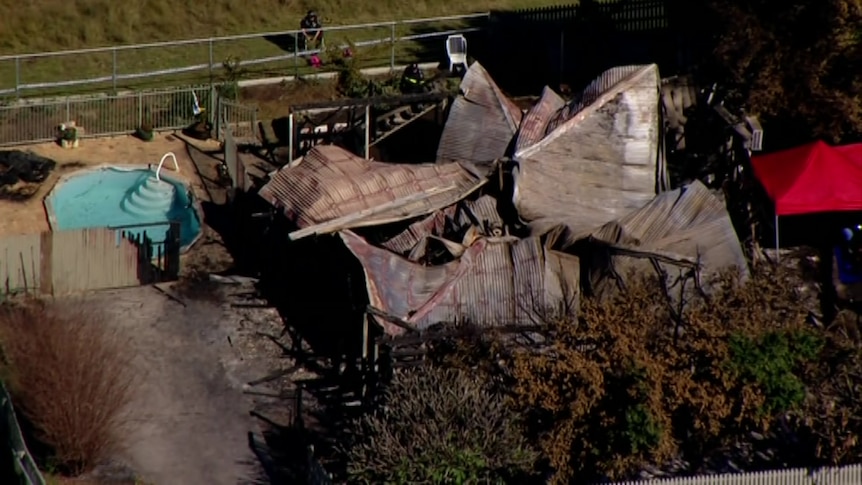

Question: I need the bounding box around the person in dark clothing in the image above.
[299,10,324,52]
[400,63,425,94]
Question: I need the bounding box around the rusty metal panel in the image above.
[341,230,579,335]
[514,64,665,235]
[515,86,565,153]
[0,234,41,294]
[590,180,747,270]
[50,228,139,295]
[380,195,504,256]
[436,62,524,170]
[258,145,484,235]
[569,180,748,297]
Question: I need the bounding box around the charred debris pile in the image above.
[255,61,752,345]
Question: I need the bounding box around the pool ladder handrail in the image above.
[155,152,179,182]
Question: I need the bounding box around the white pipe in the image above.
[155,152,178,181]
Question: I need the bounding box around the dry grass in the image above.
[1,0,558,53]
[0,300,135,476]
[0,0,564,95]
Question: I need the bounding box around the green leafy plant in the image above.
[60,126,77,141]
[726,329,823,416]
[136,106,154,141]
[218,56,244,100]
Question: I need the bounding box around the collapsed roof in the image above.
[379,195,504,261]
[513,64,670,235]
[571,180,748,297]
[258,145,486,240]
[436,62,523,172]
[341,229,579,335]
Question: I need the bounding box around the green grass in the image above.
[0,0,563,96]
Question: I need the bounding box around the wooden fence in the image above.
[0,224,179,297]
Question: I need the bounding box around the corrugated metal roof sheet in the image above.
[341,230,579,335]
[380,195,504,257]
[258,145,485,237]
[436,62,524,171]
[515,86,566,153]
[545,65,647,135]
[573,180,748,295]
[513,64,667,235]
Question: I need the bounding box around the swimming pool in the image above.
[45,165,202,251]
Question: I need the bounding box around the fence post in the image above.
[137,92,143,126]
[14,57,20,97]
[208,39,215,82]
[288,113,294,162]
[215,89,221,140]
[65,99,70,123]
[390,22,396,71]
[112,48,118,92]
[293,34,299,77]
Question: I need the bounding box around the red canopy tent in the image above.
[751,140,862,254]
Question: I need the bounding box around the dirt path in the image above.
[81,285,277,485]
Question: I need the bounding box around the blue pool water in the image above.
[46,167,201,250]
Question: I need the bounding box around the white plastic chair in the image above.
[445,35,468,73]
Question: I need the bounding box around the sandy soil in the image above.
[74,280,292,485]
[0,133,219,237]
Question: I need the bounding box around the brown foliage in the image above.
[495,266,819,483]
[708,0,862,141]
[0,300,135,476]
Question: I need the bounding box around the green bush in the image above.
[727,330,823,416]
[345,366,538,484]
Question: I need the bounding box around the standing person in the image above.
[299,10,324,53]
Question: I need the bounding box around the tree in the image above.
[707,0,862,142]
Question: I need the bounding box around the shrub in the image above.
[0,301,134,476]
[499,265,821,483]
[345,365,538,484]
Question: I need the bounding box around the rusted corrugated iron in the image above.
[436,62,524,172]
[513,64,668,235]
[515,86,565,153]
[341,230,579,335]
[570,180,748,296]
[258,145,486,239]
[380,195,504,257]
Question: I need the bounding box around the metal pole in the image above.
[390,23,396,71]
[112,48,118,91]
[137,92,143,126]
[208,39,214,82]
[288,113,294,161]
[774,214,780,262]
[14,57,20,97]
[361,315,369,399]
[65,99,70,123]
[364,104,371,159]
[293,34,299,77]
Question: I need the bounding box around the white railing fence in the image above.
[0,86,259,147]
[0,13,488,97]
[608,464,862,485]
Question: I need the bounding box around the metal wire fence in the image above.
[0,14,488,97]
[0,86,218,146]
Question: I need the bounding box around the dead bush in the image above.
[0,300,134,476]
[345,365,539,484]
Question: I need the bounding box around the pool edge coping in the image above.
[44,164,205,254]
